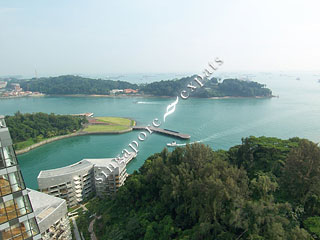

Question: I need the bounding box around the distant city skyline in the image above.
[0,0,319,76]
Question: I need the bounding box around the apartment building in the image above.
[37,153,135,207]
[27,189,71,240]
[0,115,41,240]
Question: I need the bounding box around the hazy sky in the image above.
[0,0,319,76]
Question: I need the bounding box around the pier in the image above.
[133,126,190,139]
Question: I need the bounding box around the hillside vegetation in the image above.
[20,75,138,95]
[18,75,272,98]
[82,137,320,240]
[140,77,272,97]
[5,112,86,150]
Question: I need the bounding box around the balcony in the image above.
[73,180,81,185]
[76,193,82,198]
[75,189,82,194]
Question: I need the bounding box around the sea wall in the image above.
[15,128,133,155]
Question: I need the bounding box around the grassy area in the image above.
[95,116,133,126]
[84,125,130,132]
[14,137,50,150]
[68,205,81,213]
[14,138,36,150]
[13,117,134,151]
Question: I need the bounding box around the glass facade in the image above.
[1,218,39,240]
[0,196,32,224]
[0,172,25,197]
[0,116,40,240]
[0,146,17,168]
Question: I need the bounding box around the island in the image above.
[5,112,135,154]
[9,75,273,98]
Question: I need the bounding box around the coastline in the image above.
[47,94,276,99]
[1,93,276,100]
[208,95,276,100]
[15,128,133,155]
[0,94,45,99]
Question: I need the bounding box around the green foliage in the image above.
[228,136,300,179]
[5,112,86,149]
[20,75,138,95]
[90,138,319,239]
[304,216,320,238]
[140,77,272,97]
[76,210,91,240]
[18,75,272,98]
[218,79,272,97]
[281,139,320,206]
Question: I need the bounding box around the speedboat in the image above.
[167,141,178,147]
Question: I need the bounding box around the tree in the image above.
[282,139,320,204]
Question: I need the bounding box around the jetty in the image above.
[133,126,190,139]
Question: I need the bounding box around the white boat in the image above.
[167,141,178,147]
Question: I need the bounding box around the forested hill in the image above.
[19,75,273,97]
[80,137,320,239]
[20,75,138,95]
[140,76,273,97]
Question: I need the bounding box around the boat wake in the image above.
[136,101,162,105]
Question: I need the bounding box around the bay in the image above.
[0,72,320,189]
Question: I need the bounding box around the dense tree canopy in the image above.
[19,75,138,95]
[140,77,272,97]
[18,75,272,98]
[5,112,86,149]
[83,137,320,239]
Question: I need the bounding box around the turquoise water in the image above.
[0,72,320,189]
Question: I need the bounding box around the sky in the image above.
[0,0,320,77]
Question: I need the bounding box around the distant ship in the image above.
[296,77,300,81]
[318,79,320,83]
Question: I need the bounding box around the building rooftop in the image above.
[37,159,94,179]
[37,153,136,179]
[27,188,65,223]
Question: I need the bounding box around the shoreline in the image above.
[0,94,45,99]
[46,94,276,99]
[15,128,133,155]
[1,93,276,100]
[208,95,276,100]
[16,116,136,155]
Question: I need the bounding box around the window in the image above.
[1,218,40,240]
[0,148,5,169]
[2,146,17,168]
[0,171,25,197]
[0,174,12,196]
[5,199,18,220]
[15,195,32,217]
[0,202,8,224]
[8,171,25,193]
[0,118,6,128]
